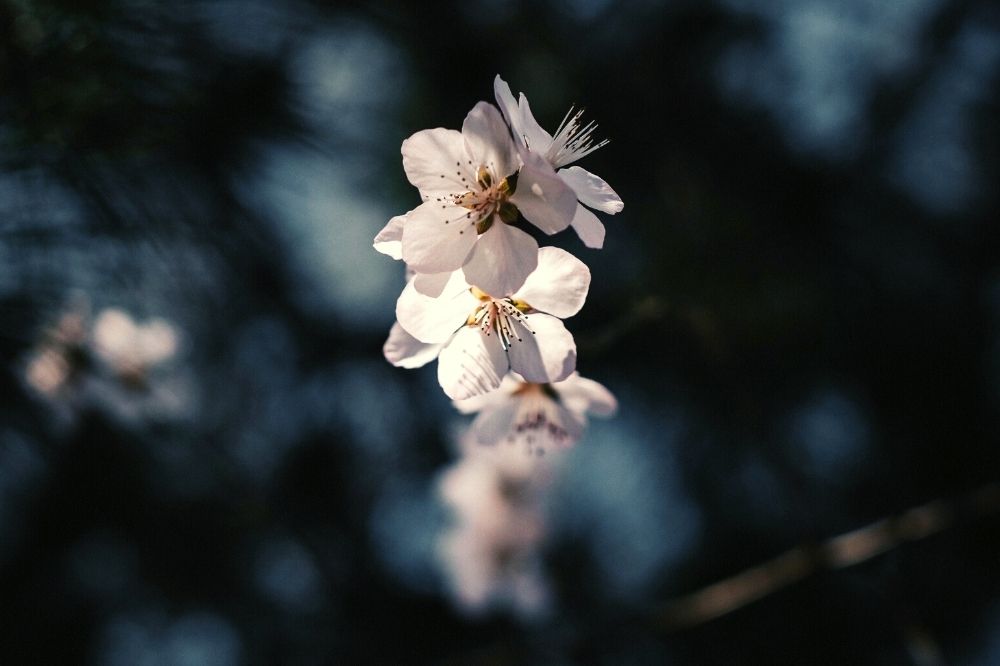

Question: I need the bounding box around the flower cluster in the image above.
[376,75,621,410]
[24,302,186,425]
[376,76,621,615]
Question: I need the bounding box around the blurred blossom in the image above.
[716,0,941,159]
[436,433,565,617]
[453,371,617,455]
[92,308,179,387]
[552,406,701,600]
[24,303,188,425]
[24,305,89,398]
[888,21,1000,214]
[97,610,242,666]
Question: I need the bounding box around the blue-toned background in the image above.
[1,0,999,663]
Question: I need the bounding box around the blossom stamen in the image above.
[443,163,514,236]
[465,289,536,352]
[546,106,609,168]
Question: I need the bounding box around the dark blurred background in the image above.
[1,0,999,663]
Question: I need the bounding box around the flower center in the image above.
[448,166,518,235]
[465,287,535,350]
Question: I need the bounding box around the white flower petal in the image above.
[92,308,138,363]
[554,372,617,417]
[401,127,472,196]
[462,223,538,298]
[413,271,452,297]
[569,203,606,249]
[438,326,508,400]
[555,403,588,443]
[462,102,516,181]
[470,400,520,445]
[395,272,476,344]
[454,374,520,414]
[514,246,590,319]
[516,93,553,155]
[136,319,178,365]
[383,321,442,369]
[401,200,478,274]
[558,166,623,214]
[373,214,406,260]
[507,313,576,384]
[493,75,524,150]
[509,152,577,235]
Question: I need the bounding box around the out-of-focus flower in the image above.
[24,307,90,397]
[436,433,559,616]
[91,308,178,387]
[23,304,187,424]
[382,101,578,296]
[454,371,617,455]
[494,75,623,249]
[390,246,589,400]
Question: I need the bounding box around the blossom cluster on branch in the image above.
[375,76,622,612]
[24,301,186,425]
[375,75,620,421]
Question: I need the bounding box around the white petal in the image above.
[462,223,538,297]
[493,75,524,150]
[509,152,577,235]
[516,93,554,155]
[383,322,442,369]
[395,272,476,344]
[569,203,606,249]
[470,400,520,445]
[413,271,452,297]
[507,313,576,384]
[401,127,473,196]
[92,308,138,363]
[454,374,520,414]
[401,200,478,274]
[136,320,178,365]
[437,326,508,400]
[554,402,588,443]
[514,246,590,319]
[462,102,516,180]
[558,166,623,214]
[373,214,405,260]
[554,372,617,417]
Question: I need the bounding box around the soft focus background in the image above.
[2,0,999,663]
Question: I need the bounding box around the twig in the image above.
[657,482,1000,630]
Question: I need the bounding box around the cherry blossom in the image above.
[453,371,617,455]
[391,246,589,400]
[92,308,179,386]
[436,431,558,616]
[390,101,578,297]
[494,75,624,249]
[24,304,189,425]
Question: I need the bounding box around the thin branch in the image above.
[657,482,1000,631]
